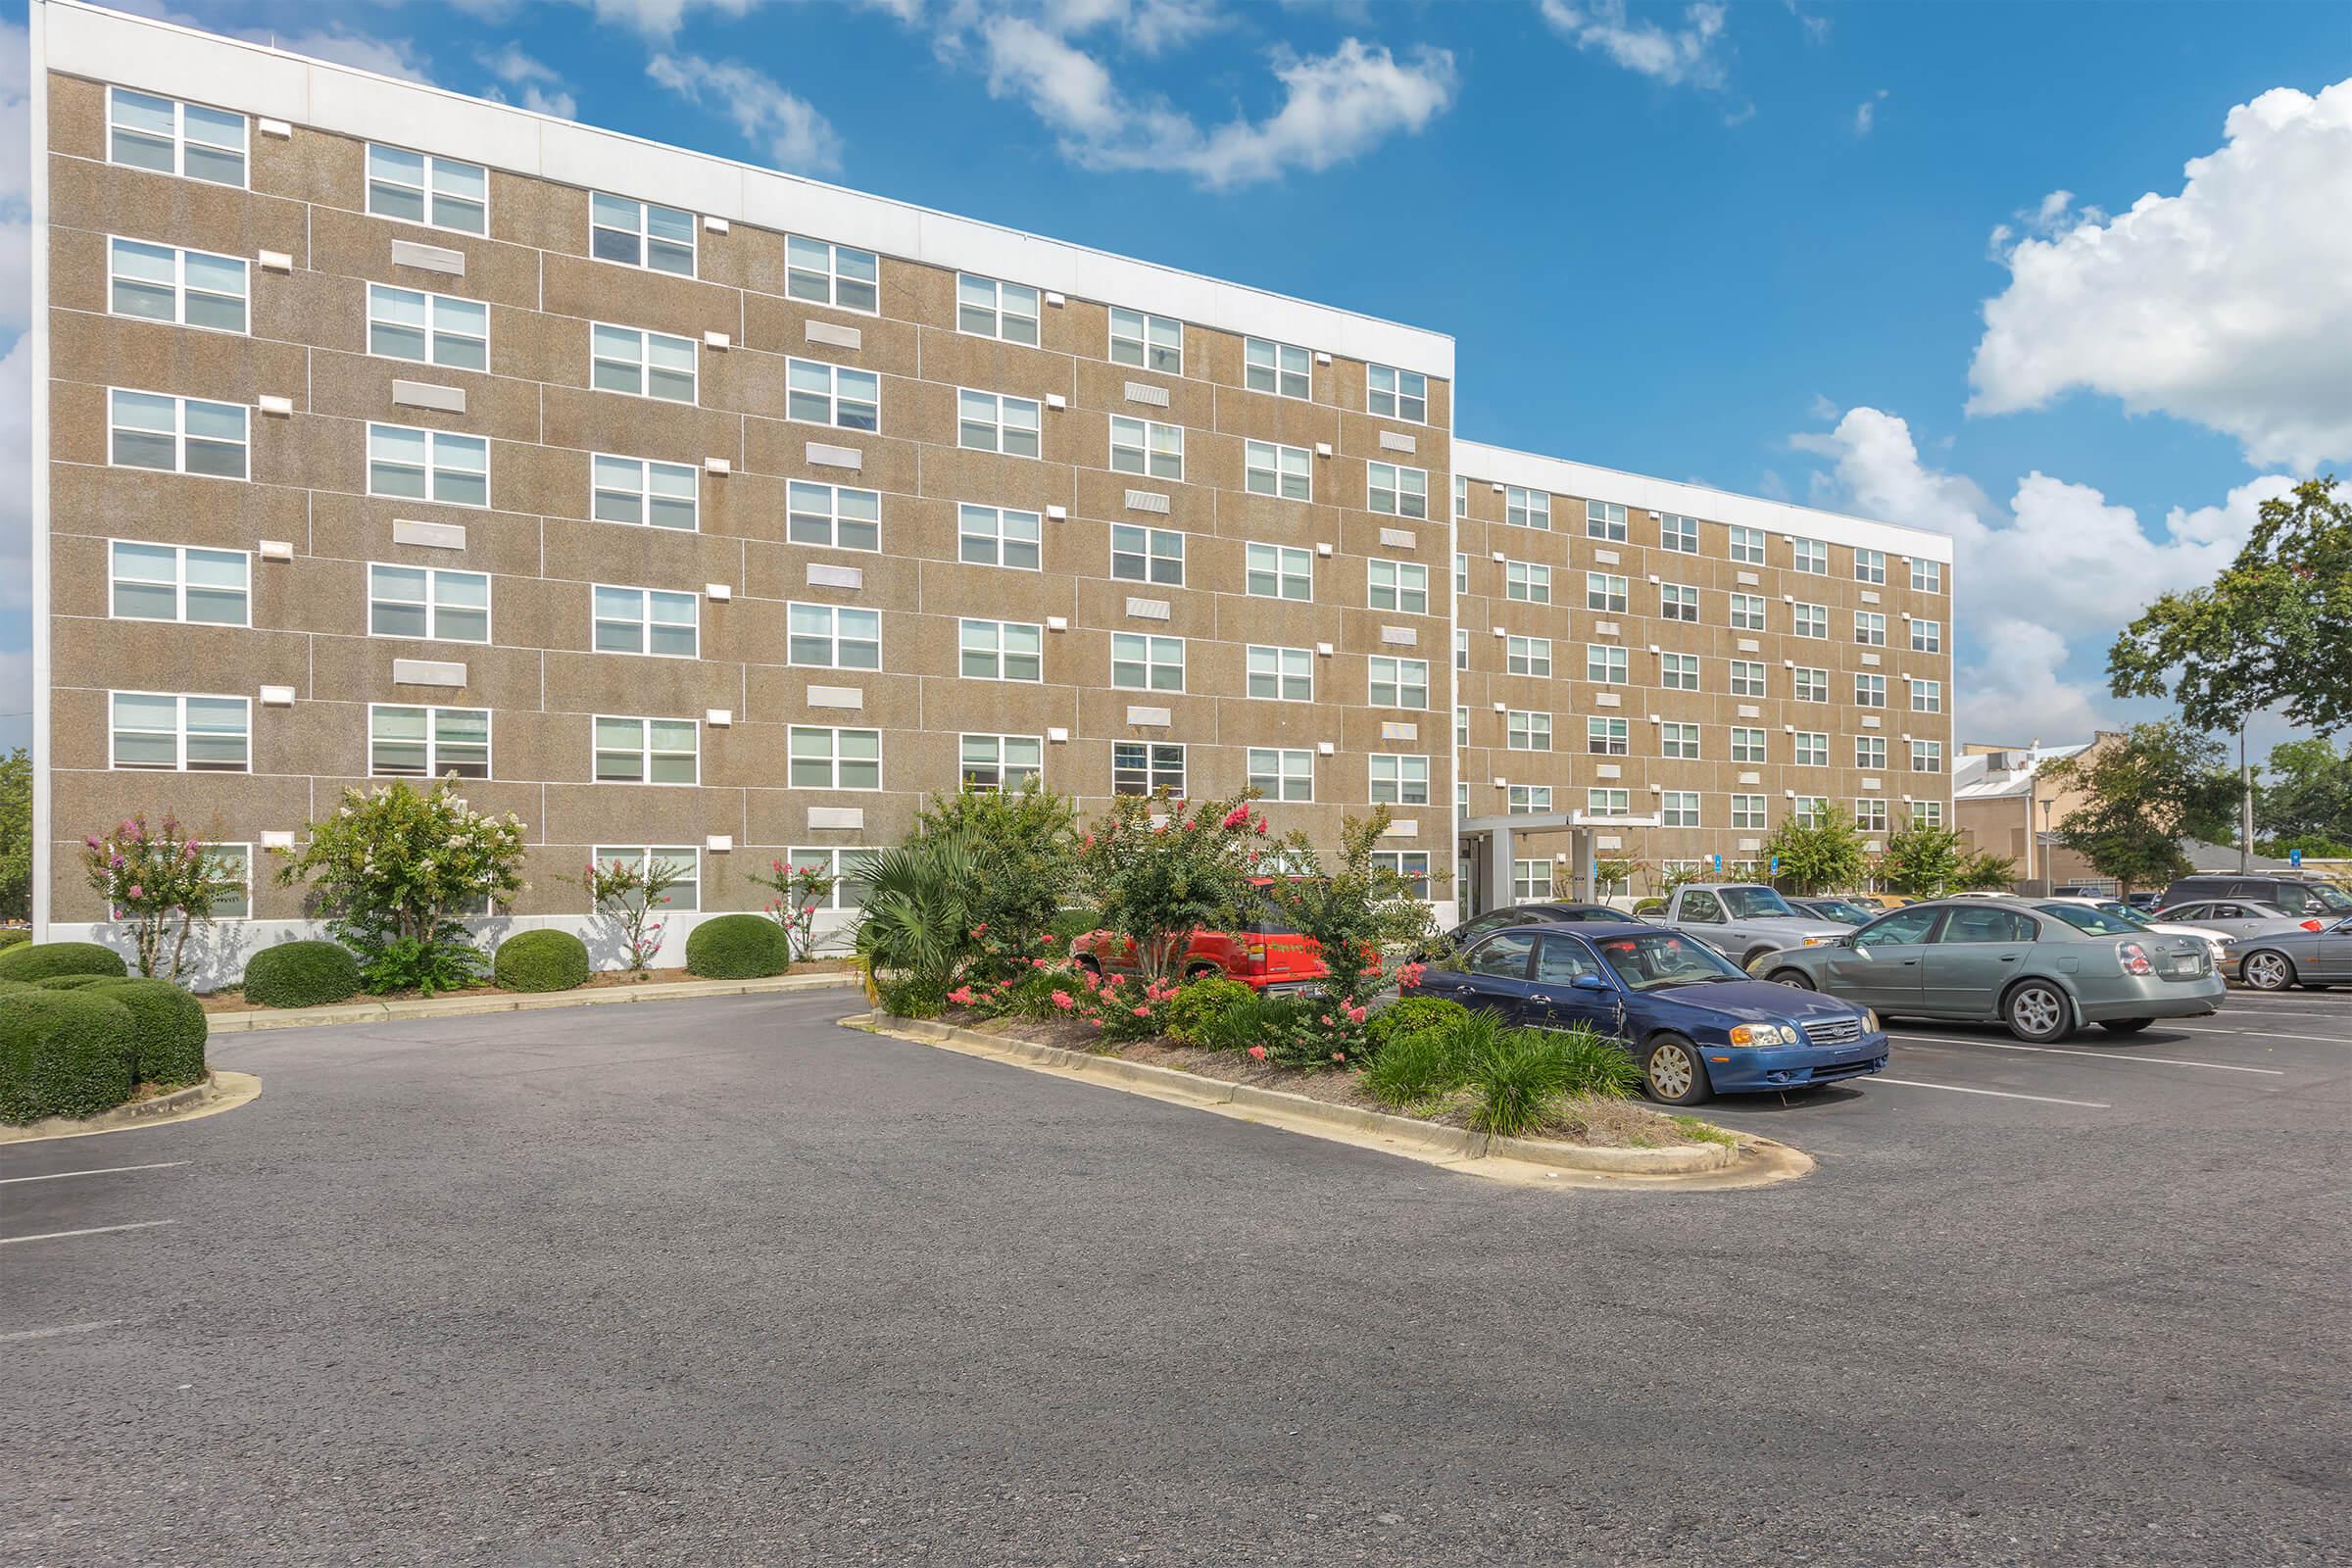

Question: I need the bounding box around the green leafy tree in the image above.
[1254,808,1442,1062]
[2036,722,2232,896]
[1763,811,1869,895]
[1074,792,1265,986]
[78,812,246,980]
[1878,816,1966,898]
[2255,736,2352,846]
[1954,849,2021,891]
[0,748,29,923]
[2109,477,2352,734]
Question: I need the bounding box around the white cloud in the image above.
[1959,618,2112,744]
[0,22,27,333]
[647,53,844,174]
[1538,0,1728,90]
[1039,0,1224,53]
[1852,87,1886,136]
[566,0,764,34]
[479,42,578,120]
[1970,78,2352,470]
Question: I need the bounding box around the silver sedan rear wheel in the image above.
[2240,951,2296,992]
[2005,980,2073,1043]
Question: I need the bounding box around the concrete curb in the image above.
[1,1070,264,1145]
[867,1014,1801,1189]
[205,970,865,1033]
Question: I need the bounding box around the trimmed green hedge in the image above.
[0,929,31,950]
[0,990,137,1124]
[493,929,591,993]
[88,978,207,1088]
[34,973,121,992]
[0,941,129,984]
[244,941,363,1008]
[684,913,790,979]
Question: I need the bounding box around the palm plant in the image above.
[854,836,978,1004]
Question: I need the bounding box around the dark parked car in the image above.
[2156,876,2352,921]
[1419,903,1632,959]
[1404,922,1887,1105]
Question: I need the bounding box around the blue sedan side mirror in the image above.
[1570,972,1609,992]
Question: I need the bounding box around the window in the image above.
[1110,416,1184,480]
[1733,794,1767,830]
[1912,617,1942,654]
[369,704,489,778]
[1794,732,1829,767]
[108,88,244,186]
[1245,542,1311,601]
[788,603,881,669]
[591,847,702,912]
[1912,558,1944,594]
[1369,754,1430,806]
[1660,582,1699,621]
[594,455,700,532]
[368,423,487,508]
[1110,523,1184,586]
[1506,710,1551,751]
[1732,727,1766,763]
[1245,337,1311,399]
[1586,500,1627,541]
[1113,742,1185,796]
[1855,673,1887,709]
[1916,800,1945,827]
[1855,548,1886,585]
[1249,748,1313,802]
[959,505,1043,570]
[1372,850,1434,897]
[1661,721,1701,760]
[1368,463,1428,518]
[110,692,248,771]
[1454,553,1469,595]
[1247,644,1312,702]
[366,145,486,234]
[1729,592,1766,631]
[591,193,694,276]
[789,360,880,432]
[1793,667,1829,703]
[369,564,490,643]
[1456,706,1469,749]
[1454,627,1468,670]
[1368,657,1428,710]
[1507,785,1552,814]
[1505,560,1551,604]
[110,238,246,333]
[1588,715,1629,756]
[784,847,880,911]
[1855,799,1889,834]
[1662,791,1701,829]
[1506,635,1551,677]
[1368,560,1429,615]
[1855,611,1887,647]
[1661,653,1700,691]
[960,733,1043,792]
[1793,603,1828,639]
[1730,660,1766,697]
[956,273,1039,344]
[789,727,882,790]
[110,390,247,480]
[592,324,697,404]
[1660,514,1699,554]
[1728,525,1766,564]
[110,542,247,625]
[1913,679,1944,713]
[1504,487,1549,530]
[1587,644,1629,684]
[956,389,1040,457]
[1454,474,1469,519]
[1586,572,1628,612]
[593,584,698,658]
[1512,861,1554,903]
[786,481,879,551]
[1112,633,1185,692]
[1245,440,1311,500]
[368,284,486,370]
[961,619,1045,682]
[1109,307,1182,374]
[198,844,252,920]
[1587,788,1631,817]
[1362,362,1429,421]
[787,236,880,313]
[1913,739,1944,773]
[1792,537,1829,574]
[1792,796,1831,828]
[1855,735,1887,771]
[593,715,698,784]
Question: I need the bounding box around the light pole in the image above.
[2239,721,2253,874]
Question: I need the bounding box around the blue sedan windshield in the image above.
[1593,932,1747,991]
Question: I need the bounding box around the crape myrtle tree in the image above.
[1763,811,1868,896]
[1073,791,1266,987]
[1254,807,1441,1063]
[79,812,247,980]
[1877,816,1966,898]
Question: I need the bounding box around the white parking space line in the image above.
[0,1220,176,1248]
[2169,1024,2349,1045]
[0,1161,188,1186]
[1875,1078,2111,1108]
[0,1320,122,1345]
[1891,1034,2286,1075]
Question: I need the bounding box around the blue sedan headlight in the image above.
[1862,1008,1880,1033]
[1728,1022,1800,1048]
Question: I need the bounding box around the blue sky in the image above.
[2,0,2347,758]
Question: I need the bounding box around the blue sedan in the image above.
[1403,921,1889,1104]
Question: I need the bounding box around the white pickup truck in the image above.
[1659,883,1854,971]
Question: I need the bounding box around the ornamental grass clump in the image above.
[1360,1027,1464,1110]
[1463,1026,1577,1139]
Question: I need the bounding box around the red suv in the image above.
[1068,881,1328,993]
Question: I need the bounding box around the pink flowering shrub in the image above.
[79,811,246,980]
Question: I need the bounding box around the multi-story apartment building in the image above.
[22,1,1953,970]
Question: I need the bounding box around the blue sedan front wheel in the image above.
[1643,1035,1714,1106]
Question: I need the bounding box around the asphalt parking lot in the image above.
[2,988,2344,1567]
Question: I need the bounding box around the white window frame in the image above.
[1793,797,1832,828]
[958,504,1043,571]
[1727,525,1766,564]
[786,480,879,552]
[1794,732,1830,767]
[592,714,699,786]
[1246,644,1313,703]
[1586,572,1628,612]
[1367,364,1427,422]
[1507,785,1552,815]
[959,618,1044,683]
[1730,660,1767,697]
[1855,735,1888,771]
[590,192,695,276]
[199,844,253,920]
[1367,657,1429,710]
[107,87,245,188]
[1112,632,1186,693]
[1660,653,1701,692]
[1660,514,1700,554]
[1912,558,1944,594]
[368,422,488,509]
[1856,611,1887,647]
[1506,635,1551,677]
[1587,645,1629,685]
[1586,499,1627,541]
[789,359,881,432]
[1662,791,1702,829]
[1793,603,1829,639]
[1110,523,1185,586]
[1731,727,1767,763]
[1915,800,1945,827]
[1660,582,1699,621]
[1368,463,1429,519]
[108,236,247,334]
[1248,747,1314,803]
[1505,560,1552,605]
[594,454,701,532]
[956,273,1040,345]
[1246,542,1312,601]
[1587,715,1628,756]
[592,583,699,659]
[1369,754,1430,807]
[1112,741,1185,797]
[1506,710,1552,752]
[368,703,491,779]
[1513,859,1555,903]
[1661,721,1701,760]
[1244,337,1312,399]
[1855,799,1890,834]
[1855,547,1887,585]
[1856,672,1888,709]
[109,691,250,772]
[787,603,882,670]
[368,283,488,371]
[109,389,248,480]
[1372,850,1434,898]
[1368,559,1429,615]
[1109,307,1183,375]
[1912,739,1944,774]
[1109,416,1184,482]
[1794,667,1830,703]
[109,541,249,626]
[366,144,488,235]
[591,322,698,404]
[1730,592,1766,630]
[1913,679,1944,713]
[956,388,1040,457]
[787,236,879,314]
[1245,439,1312,501]
[1792,537,1830,574]
[784,847,880,910]
[1732,795,1767,831]
[789,726,883,791]
[1503,486,1550,530]
[1912,618,1942,654]
[368,563,491,644]
[1587,788,1632,817]
[958,733,1044,793]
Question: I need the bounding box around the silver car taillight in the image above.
[2118,940,2154,976]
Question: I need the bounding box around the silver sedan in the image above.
[2153,899,2331,943]
[2212,914,2352,992]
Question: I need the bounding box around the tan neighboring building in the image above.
[1952,735,2121,892]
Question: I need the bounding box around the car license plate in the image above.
[2166,956,2201,977]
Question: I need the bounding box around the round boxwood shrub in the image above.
[35,973,122,992]
[87,978,207,1088]
[684,913,790,979]
[493,929,591,993]
[0,941,129,984]
[243,940,363,1008]
[0,990,138,1124]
